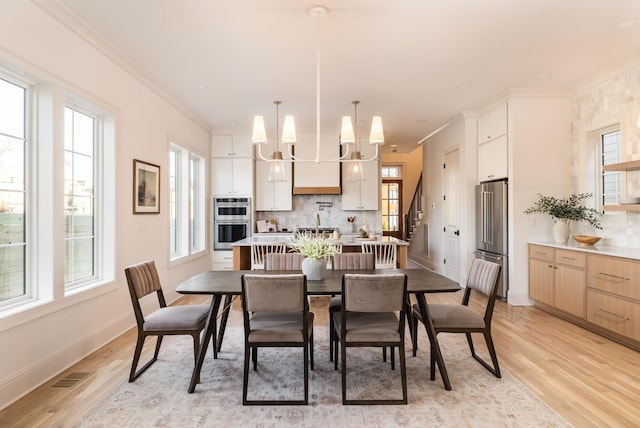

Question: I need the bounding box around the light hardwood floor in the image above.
[1,291,639,427]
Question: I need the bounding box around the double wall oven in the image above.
[213,197,252,250]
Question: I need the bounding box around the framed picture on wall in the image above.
[133,159,160,214]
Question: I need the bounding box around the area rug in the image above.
[75,311,570,428]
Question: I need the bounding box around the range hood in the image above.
[293,186,341,195]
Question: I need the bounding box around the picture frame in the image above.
[133,159,160,214]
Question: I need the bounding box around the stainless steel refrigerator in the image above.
[475,179,508,299]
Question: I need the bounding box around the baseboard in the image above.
[0,312,133,410]
[506,290,533,306]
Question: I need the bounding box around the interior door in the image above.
[382,179,402,239]
[443,149,461,282]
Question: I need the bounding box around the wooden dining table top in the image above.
[176,268,461,296]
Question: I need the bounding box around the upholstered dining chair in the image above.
[241,273,314,405]
[411,258,502,384]
[251,241,287,270]
[265,253,305,271]
[361,241,397,269]
[124,260,210,383]
[328,252,375,361]
[333,273,408,405]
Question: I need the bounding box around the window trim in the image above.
[168,141,207,265]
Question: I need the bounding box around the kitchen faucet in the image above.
[315,213,320,234]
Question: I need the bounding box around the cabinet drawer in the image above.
[587,255,640,300]
[555,250,585,268]
[529,245,554,262]
[211,251,234,263]
[587,290,640,341]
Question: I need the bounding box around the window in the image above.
[169,143,205,261]
[0,64,115,315]
[64,106,96,288]
[600,128,621,206]
[0,76,26,304]
[382,165,402,178]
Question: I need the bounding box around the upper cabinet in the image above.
[341,141,380,210]
[211,134,253,158]
[293,133,341,194]
[477,102,508,143]
[211,134,253,196]
[478,134,508,182]
[477,102,508,182]
[255,154,293,211]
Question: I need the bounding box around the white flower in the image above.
[289,233,338,259]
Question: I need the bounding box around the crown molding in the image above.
[31,0,212,132]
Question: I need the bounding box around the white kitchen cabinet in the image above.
[341,142,380,210]
[477,102,508,143]
[211,134,254,196]
[255,159,292,211]
[211,157,253,196]
[210,250,234,271]
[292,133,341,194]
[478,134,508,181]
[211,134,253,158]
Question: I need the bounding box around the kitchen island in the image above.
[231,235,410,269]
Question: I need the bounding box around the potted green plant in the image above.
[289,233,338,280]
[524,192,602,243]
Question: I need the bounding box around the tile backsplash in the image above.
[255,195,381,234]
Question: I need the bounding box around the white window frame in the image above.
[0,65,116,319]
[63,103,99,291]
[169,142,206,263]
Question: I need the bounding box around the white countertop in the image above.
[529,240,640,261]
[234,235,409,247]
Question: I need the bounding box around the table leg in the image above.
[415,292,451,391]
[188,294,222,394]
[216,294,233,353]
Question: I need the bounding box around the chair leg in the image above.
[334,335,339,370]
[310,329,314,371]
[390,346,395,370]
[430,342,436,381]
[329,312,334,362]
[191,333,200,367]
[383,346,387,362]
[129,334,162,382]
[304,340,309,405]
[412,317,418,357]
[242,342,250,405]
[341,342,348,404]
[468,331,501,378]
[252,347,258,371]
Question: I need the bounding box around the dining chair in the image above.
[361,241,397,269]
[124,260,210,382]
[251,241,287,270]
[328,252,375,361]
[333,273,408,405]
[265,253,305,270]
[325,241,343,269]
[241,273,314,405]
[411,258,502,384]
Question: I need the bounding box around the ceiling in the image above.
[43,0,640,153]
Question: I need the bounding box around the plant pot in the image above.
[552,218,570,244]
[301,257,326,281]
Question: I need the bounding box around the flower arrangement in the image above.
[289,233,338,259]
[347,216,356,223]
[524,192,602,229]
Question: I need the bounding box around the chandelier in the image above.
[251,6,384,182]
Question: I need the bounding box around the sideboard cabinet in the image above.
[528,243,640,350]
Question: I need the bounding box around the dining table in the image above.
[176,268,461,393]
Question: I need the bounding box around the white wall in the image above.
[0,2,210,409]
[413,116,476,278]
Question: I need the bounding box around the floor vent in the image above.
[51,372,91,388]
